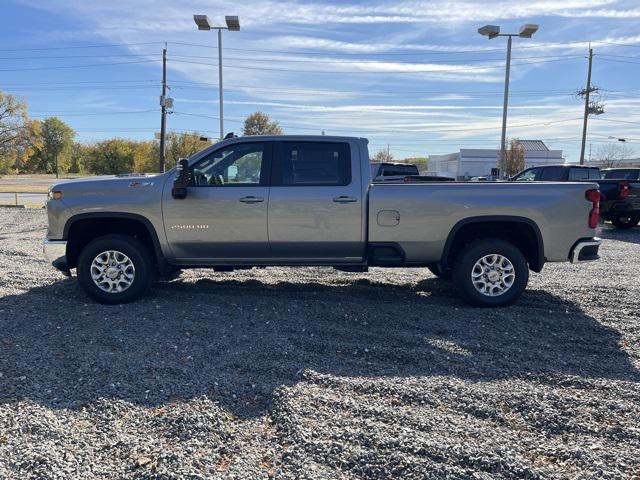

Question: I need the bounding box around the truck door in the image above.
[268,140,365,262]
[162,141,271,262]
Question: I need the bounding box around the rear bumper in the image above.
[570,237,601,263]
[601,200,640,218]
[43,239,71,275]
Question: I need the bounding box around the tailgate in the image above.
[627,181,640,209]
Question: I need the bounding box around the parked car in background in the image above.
[45,135,601,307]
[511,164,640,228]
[511,164,601,181]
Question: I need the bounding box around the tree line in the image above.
[0,91,284,175]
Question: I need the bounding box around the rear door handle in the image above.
[333,196,358,203]
[239,196,264,203]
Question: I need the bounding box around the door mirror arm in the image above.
[172,158,190,199]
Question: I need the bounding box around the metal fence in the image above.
[0,192,48,207]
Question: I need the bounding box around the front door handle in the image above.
[239,196,264,203]
[333,196,357,203]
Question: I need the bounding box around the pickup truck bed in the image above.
[44,135,601,307]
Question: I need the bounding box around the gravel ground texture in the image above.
[0,207,639,479]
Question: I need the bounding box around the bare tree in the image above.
[594,143,635,168]
[372,149,394,163]
[503,138,525,177]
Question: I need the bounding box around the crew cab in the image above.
[512,164,640,228]
[44,136,601,307]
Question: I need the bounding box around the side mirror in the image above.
[172,158,190,199]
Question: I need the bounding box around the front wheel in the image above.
[452,238,529,307]
[77,234,154,304]
[611,215,639,229]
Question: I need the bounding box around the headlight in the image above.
[48,190,62,200]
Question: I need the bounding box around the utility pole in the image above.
[55,153,59,179]
[387,144,390,160]
[159,45,167,173]
[579,48,594,165]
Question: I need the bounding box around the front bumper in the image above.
[43,239,71,275]
[570,237,601,263]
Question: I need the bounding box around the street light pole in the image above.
[218,28,224,140]
[478,24,539,179]
[194,15,240,141]
[499,35,512,178]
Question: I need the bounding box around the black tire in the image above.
[427,264,452,280]
[76,234,154,304]
[611,215,639,229]
[452,238,529,307]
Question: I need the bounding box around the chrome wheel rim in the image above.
[471,254,515,297]
[90,250,135,293]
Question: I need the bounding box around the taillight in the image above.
[403,176,413,183]
[619,180,630,198]
[586,189,600,229]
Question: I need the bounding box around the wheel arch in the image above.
[440,216,545,272]
[63,212,166,270]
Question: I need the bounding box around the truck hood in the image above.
[50,173,164,192]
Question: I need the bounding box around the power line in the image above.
[170,56,580,74]
[29,109,158,117]
[598,57,640,66]
[168,52,583,65]
[169,38,640,56]
[594,117,640,126]
[169,41,509,56]
[0,53,159,60]
[0,42,161,52]
[0,59,159,73]
[173,110,582,134]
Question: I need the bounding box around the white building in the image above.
[429,140,564,180]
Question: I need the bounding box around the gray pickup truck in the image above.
[44,135,601,307]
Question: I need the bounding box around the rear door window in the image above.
[588,168,601,179]
[603,169,639,180]
[568,167,589,180]
[540,166,567,181]
[274,142,351,186]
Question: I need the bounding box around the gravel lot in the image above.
[1,207,639,479]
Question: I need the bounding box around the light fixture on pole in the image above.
[478,23,539,178]
[193,14,240,140]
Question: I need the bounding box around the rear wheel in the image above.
[611,215,639,229]
[452,238,529,307]
[77,234,154,304]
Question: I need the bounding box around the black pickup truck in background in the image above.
[370,162,455,183]
[600,168,640,228]
[511,165,640,229]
